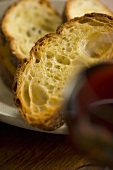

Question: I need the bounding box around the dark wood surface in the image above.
[0,121,95,170]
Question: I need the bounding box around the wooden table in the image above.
[0,121,95,170]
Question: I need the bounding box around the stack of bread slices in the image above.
[0,0,62,88]
[0,0,113,131]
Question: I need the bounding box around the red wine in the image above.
[78,64,113,132]
[65,62,113,166]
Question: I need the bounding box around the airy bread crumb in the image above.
[13,13,113,131]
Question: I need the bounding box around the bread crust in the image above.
[13,58,65,131]
[0,0,62,89]
[1,0,61,60]
[1,0,61,40]
[64,0,113,20]
[13,13,113,131]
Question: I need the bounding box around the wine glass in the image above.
[64,62,113,169]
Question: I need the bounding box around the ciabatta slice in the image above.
[13,13,113,131]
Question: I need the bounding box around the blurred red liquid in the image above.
[65,62,113,167]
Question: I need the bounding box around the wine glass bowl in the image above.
[64,62,113,167]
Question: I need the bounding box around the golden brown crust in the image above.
[1,0,61,40]
[1,0,62,63]
[0,0,62,89]
[64,0,113,20]
[13,58,65,131]
[13,13,113,131]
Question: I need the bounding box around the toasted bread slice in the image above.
[13,13,113,131]
[64,0,113,20]
[0,0,62,88]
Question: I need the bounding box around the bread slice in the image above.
[0,0,62,88]
[64,0,113,20]
[13,13,113,131]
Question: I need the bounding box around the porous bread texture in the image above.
[1,0,62,62]
[0,0,62,89]
[13,13,113,131]
[64,0,113,20]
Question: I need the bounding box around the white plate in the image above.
[0,0,113,134]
